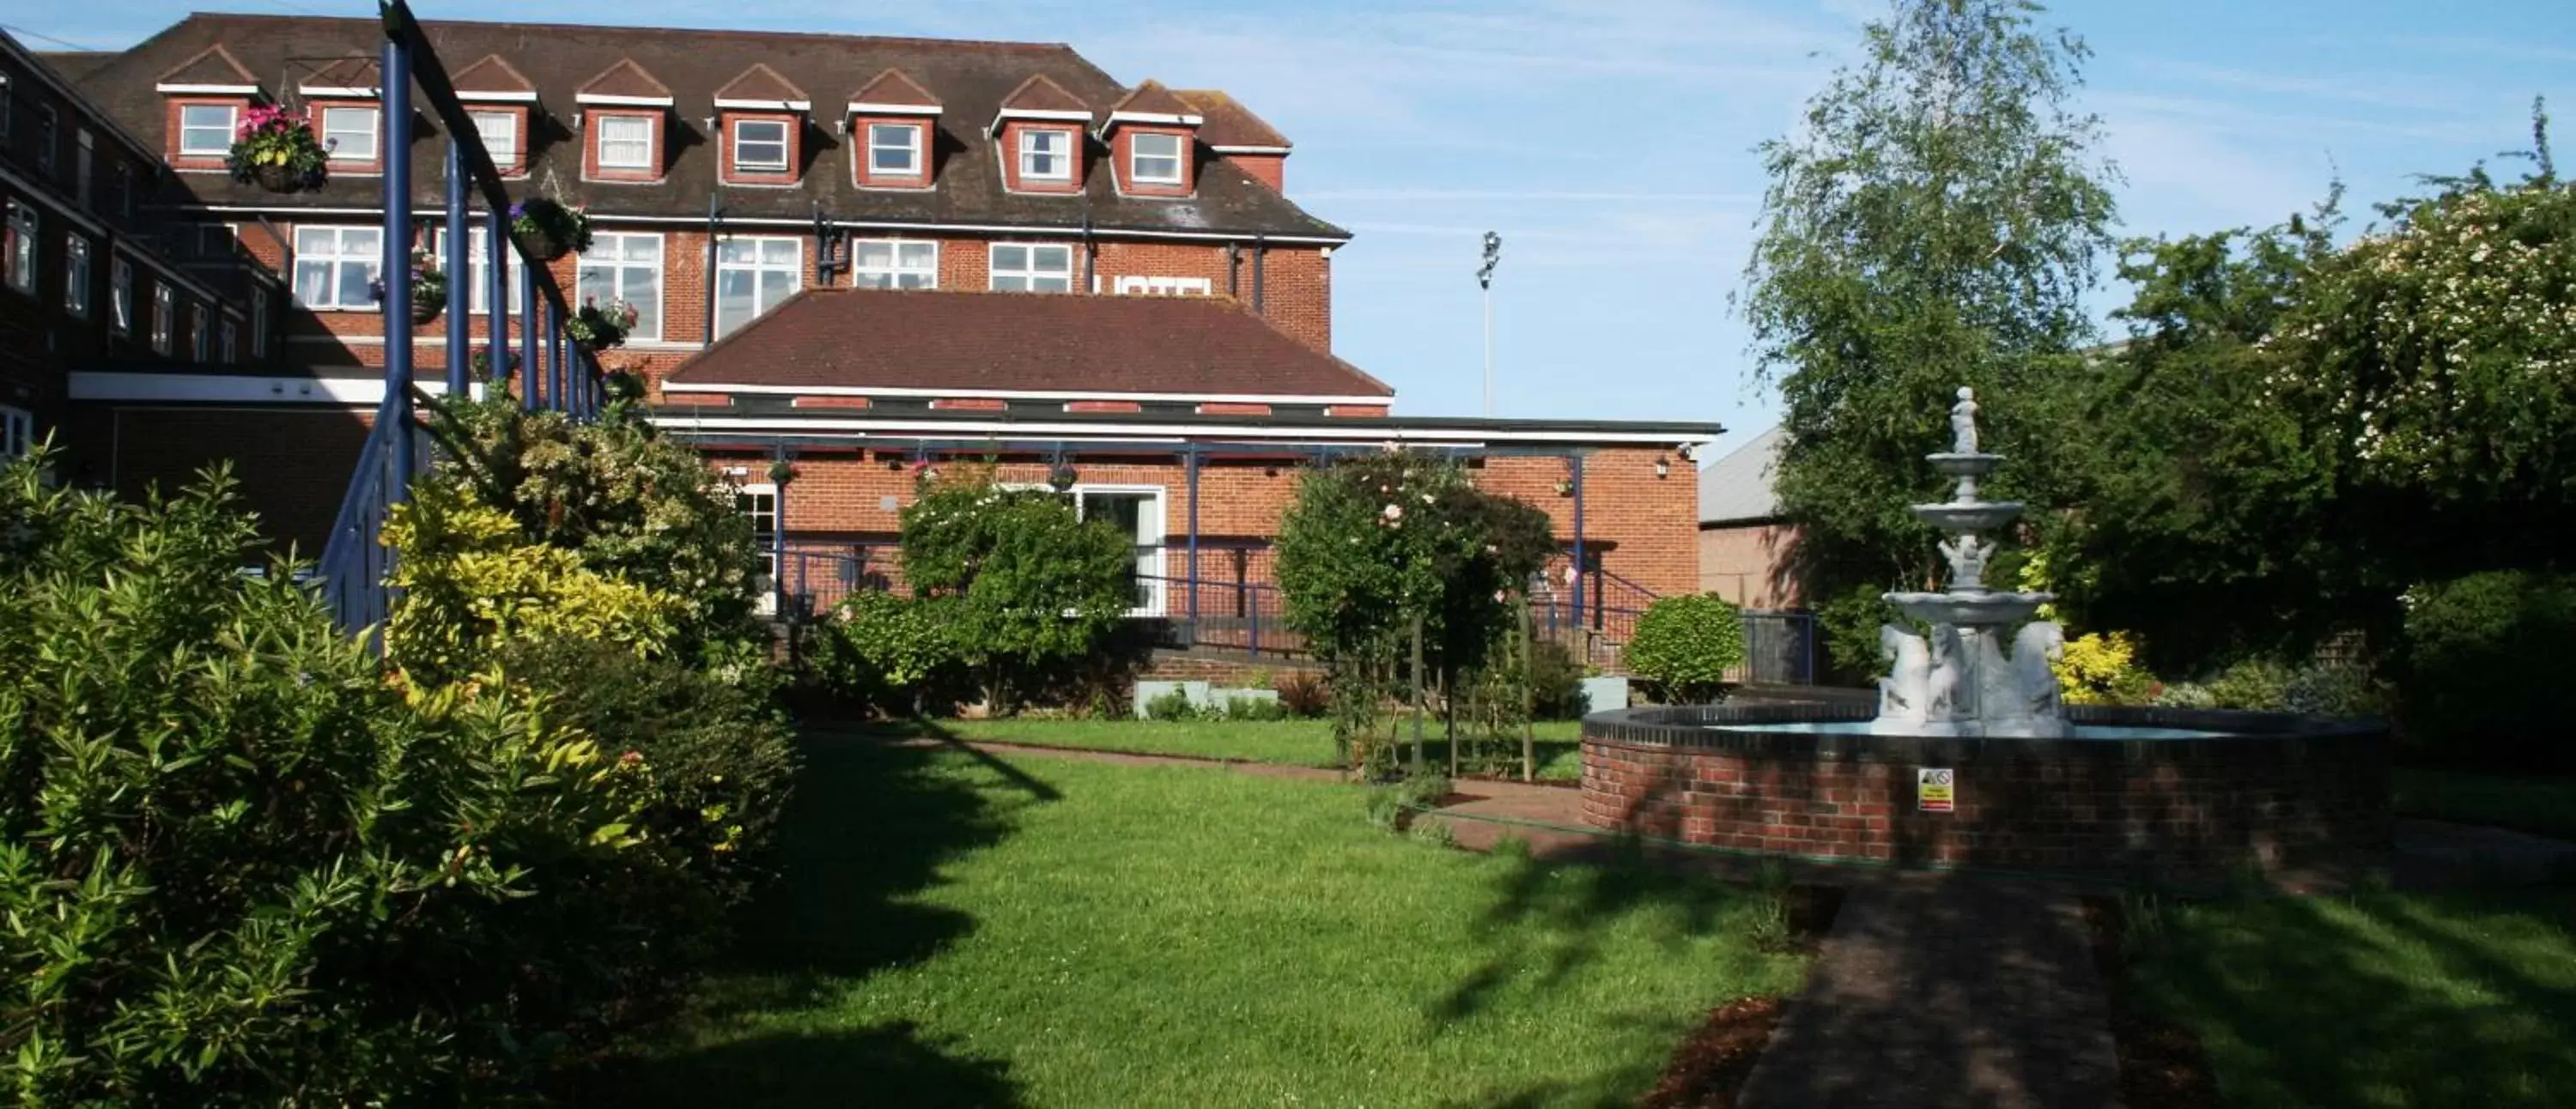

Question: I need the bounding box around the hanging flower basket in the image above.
[1553,478,1575,497]
[509,197,592,262]
[1046,462,1078,491]
[471,347,518,380]
[369,251,448,325]
[227,106,331,193]
[565,298,640,350]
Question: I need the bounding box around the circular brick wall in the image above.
[1581,704,2391,877]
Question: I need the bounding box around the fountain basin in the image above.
[1925,451,2005,477]
[1884,590,2050,627]
[1580,702,2390,878]
[1910,500,2026,533]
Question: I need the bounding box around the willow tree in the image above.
[1742,0,2117,599]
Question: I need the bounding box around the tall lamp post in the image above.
[1478,231,1502,415]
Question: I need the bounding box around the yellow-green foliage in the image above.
[2053,630,2159,705]
[384,482,682,686]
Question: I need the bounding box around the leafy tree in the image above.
[897,468,1135,711]
[1742,0,2117,597]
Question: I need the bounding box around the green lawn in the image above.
[2124,888,2576,1108]
[867,718,1590,781]
[2391,768,2576,842]
[593,737,1801,1107]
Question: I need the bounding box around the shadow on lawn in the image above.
[2132,885,2576,1107]
[1431,841,1753,1026]
[578,729,1054,1107]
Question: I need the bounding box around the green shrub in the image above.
[1815,583,1900,685]
[810,591,957,716]
[1224,694,1291,721]
[2398,571,2576,771]
[1625,593,1747,702]
[1529,639,1589,719]
[2207,657,2292,710]
[900,469,1135,712]
[1145,686,1200,720]
[0,461,653,1104]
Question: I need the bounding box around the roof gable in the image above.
[154,43,258,92]
[450,53,536,99]
[989,71,1089,132]
[1176,89,1291,149]
[665,288,1393,400]
[1107,80,1198,120]
[714,63,809,110]
[577,57,673,105]
[850,67,941,113]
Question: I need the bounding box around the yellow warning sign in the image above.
[1917,767,1955,813]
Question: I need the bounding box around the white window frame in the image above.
[731,118,791,173]
[468,109,519,173]
[110,257,133,334]
[1010,483,1166,618]
[3,202,34,295]
[189,304,210,361]
[150,284,173,355]
[576,231,665,342]
[429,226,519,315]
[866,122,922,177]
[596,114,657,171]
[714,235,802,337]
[0,405,33,463]
[178,103,237,159]
[1130,131,1184,185]
[321,106,380,164]
[219,319,237,364]
[1018,127,1072,181]
[988,242,1073,294]
[250,286,269,356]
[850,239,937,289]
[291,226,383,312]
[64,235,91,318]
[737,482,780,614]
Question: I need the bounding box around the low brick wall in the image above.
[1581,704,2391,877]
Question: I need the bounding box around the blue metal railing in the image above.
[316,0,612,635]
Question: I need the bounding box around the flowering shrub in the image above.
[568,298,641,348]
[225,104,329,191]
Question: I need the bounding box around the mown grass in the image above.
[868,717,1590,781]
[2123,888,2576,1108]
[2391,768,2576,841]
[592,738,1801,1107]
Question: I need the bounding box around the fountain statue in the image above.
[1871,386,2068,737]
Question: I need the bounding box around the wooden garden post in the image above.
[1409,614,1426,777]
[1520,597,1535,784]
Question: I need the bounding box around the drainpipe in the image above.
[1081,214,1097,293]
[1224,240,1239,298]
[703,191,721,341]
[1251,233,1267,314]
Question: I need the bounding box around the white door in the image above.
[1078,488,1165,616]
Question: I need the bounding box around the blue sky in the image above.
[15,1,2576,445]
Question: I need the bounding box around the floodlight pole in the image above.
[1477,231,1501,416]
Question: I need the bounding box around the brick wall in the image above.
[1476,450,1699,600]
[78,404,374,554]
[1580,709,2392,876]
[1700,521,1801,609]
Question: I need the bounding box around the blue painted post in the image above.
[1569,452,1586,635]
[1185,446,1200,628]
[382,39,416,491]
[550,309,567,412]
[442,140,467,397]
[519,264,539,411]
[487,208,507,389]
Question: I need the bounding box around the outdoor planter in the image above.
[227,106,330,194]
[371,252,448,327]
[509,198,592,263]
[565,299,639,350]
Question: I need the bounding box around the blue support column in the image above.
[519,263,539,411]
[381,39,416,493]
[1185,445,1201,627]
[550,310,567,412]
[487,208,507,388]
[1569,452,1586,635]
[442,140,467,396]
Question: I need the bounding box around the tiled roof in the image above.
[76,14,1338,238]
[1106,80,1199,120]
[993,72,1088,115]
[449,53,535,96]
[1175,89,1290,148]
[714,64,808,106]
[849,68,940,110]
[153,43,258,88]
[577,58,672,101]
[33,51,117,80]
[665,289,1393,399]
[1698,426,1785,524]
[299,55,380,92]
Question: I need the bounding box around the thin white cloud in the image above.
[2134,58,2463,112]
[1302,188,1758,204]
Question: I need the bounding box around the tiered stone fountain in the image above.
[1871,387,2065,738]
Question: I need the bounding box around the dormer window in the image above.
[1019,128,1072,181]
[320,106,380,163]
[1131,132,1183,185]
[467,109,521,174]
[869,123,921,176]
[732,118,790,173]
[178,104,237,159]
[597,115,657,171]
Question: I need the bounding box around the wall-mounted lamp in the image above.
[1654,457,1671,479]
